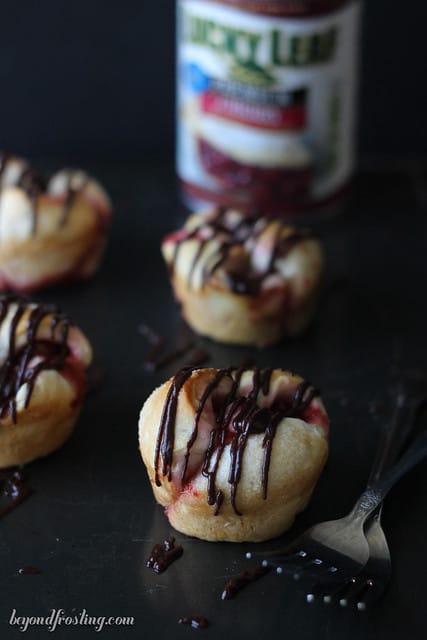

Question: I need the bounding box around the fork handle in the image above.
[368,381,426,484]
[351,427,427,522]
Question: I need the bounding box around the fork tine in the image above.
[337,576,381,610]
[306,574,356,604]
[250,382,421,610]
[256,548,337,573]
[354,577,387,610]
[246,549,308,563]
[338,578,367,607]
[308,573,386,610]
[256,550,317,575]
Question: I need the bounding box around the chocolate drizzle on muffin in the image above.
[166,208,309,295]
[0,153,87,234]
[154,366,319,515]
[58,171,89,229]
[0,294,70,423]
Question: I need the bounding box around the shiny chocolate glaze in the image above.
[0,153,87,234]
[146,536,184,574]
[154,366,319,515]
[0,468,31,518]
[139,323,209,372]
[221,565,273,600]
[178,615,209,629]
[0,294,70,423]
[166,208,309,296]
[18,566,42,575]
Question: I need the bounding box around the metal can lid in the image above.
[209,0,352,17]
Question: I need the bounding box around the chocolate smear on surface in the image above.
[149,340,195,372]
[146,536,183,574]
[183,348,209,367]
[0,468,32,518]
[178,616,209,629]
[221,565,273,600]
[18,567,42,575]
[139,323,210,372]
[139,323,165,371]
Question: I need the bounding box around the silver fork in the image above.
[305,381,426,608]
[307,510,389,610]
[249,400,427,594]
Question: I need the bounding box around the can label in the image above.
[177,0,360,214]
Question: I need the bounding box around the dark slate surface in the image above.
[0,161,426,639]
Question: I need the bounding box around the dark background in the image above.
[1,0,426,161]
[1,3,427,640]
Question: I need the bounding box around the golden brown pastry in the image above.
[0,294,92,468]
[161,207,323,347]
[139,366,329,542]
[0,153,112,292]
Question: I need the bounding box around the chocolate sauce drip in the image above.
[154,367,195,485]
[146,536,183,574]
[60,186,78,228]
[16,166,47,193]
[291,380,318,413]
[139,323,167,371]
[0,295,70,423]
[0,468,32,518]
[149,341,195,372]
[182,368,229,485]
[202,368,246,514]
[154,366,319,515]
[221,565,273,600]
[184,348,209,368]
[16,166,48,235]
[139,323,209,372]
[178,616,209,629]
[0,154,87,234]
[59,172,88,228]
[167,208,309,295]
[18,566,41,575]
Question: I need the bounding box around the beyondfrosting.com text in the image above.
[9,609,135,633]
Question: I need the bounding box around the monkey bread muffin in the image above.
[162,207,323,347]
[139,366,329,542]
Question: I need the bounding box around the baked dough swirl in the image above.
[162,207,323,346]
[0,153,112,292]
[139,366,329,542]
[0,294,92,467]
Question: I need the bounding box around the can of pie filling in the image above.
[176,0,361,217]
